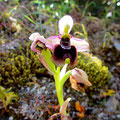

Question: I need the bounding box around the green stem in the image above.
[54,68,72,109]
[54,70,64,107]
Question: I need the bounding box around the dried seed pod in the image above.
[49,113,69,120]
[49,98,71,120]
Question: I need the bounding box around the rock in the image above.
[113,39,120,52]
[105,96,119,112]
[98,112,109,120]
[70,8,82,23]
[116,92,120,101]
[117,114,120,119]
[0,39,20,53]
[9,116,13,120]
[30,83,39,93]
[40,86,46,91]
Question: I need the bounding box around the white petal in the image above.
[59,15,73,34]
[60,64,68,81]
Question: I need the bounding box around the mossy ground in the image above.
[0,41,46,89]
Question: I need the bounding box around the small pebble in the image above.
[9,116,13,120]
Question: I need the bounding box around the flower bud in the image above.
[70,68,92,91]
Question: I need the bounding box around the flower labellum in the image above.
[70,68,92,92]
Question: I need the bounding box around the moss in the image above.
[77,53,111,95]
[0,41,46,89]
[0,40,111,93]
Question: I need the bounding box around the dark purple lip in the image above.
[52,44,77,66]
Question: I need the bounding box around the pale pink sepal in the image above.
[46,36,60,50]
[58,15,73,34]
[71,37,89,52]
[29,32,45,43]
[30,40,41,53]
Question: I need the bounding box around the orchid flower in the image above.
[46,15,89,66]
[29,15,91,116]
[29,15,89,67]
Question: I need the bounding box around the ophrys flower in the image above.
[29,15,89,67]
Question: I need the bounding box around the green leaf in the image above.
[24,15,37,25]
[60,70,72,87]
[0,86,18,110]
[41,49,56,73]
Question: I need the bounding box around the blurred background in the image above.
[0,0,120,120]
